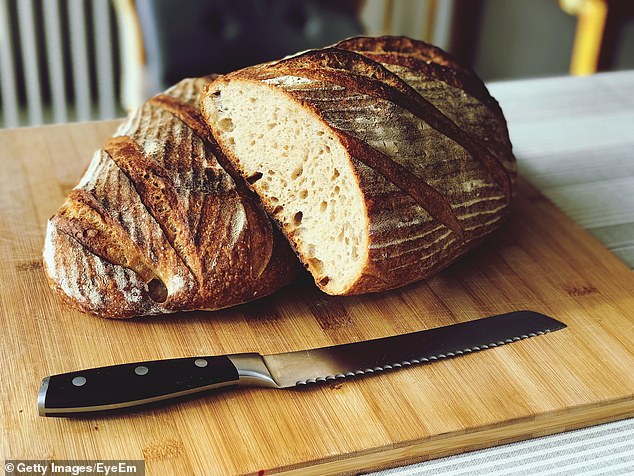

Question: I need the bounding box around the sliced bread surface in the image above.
[207,79,368,294]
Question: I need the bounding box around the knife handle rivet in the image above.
[134,366,149,376]
[71,376,86,387]
[194,359,208,368]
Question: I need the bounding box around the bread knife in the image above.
[38,310,566,417]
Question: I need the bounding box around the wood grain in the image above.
[1,120,634,475]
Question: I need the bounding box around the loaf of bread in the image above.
[43,76,300,318]
[201,36,516,295]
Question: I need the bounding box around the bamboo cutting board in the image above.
[1,120,634,475]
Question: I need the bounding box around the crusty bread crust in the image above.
[202,36,516,295]
[44,76,300,318]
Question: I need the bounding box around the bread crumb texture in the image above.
[209,81,368,294]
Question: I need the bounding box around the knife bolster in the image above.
[228,353,279,388]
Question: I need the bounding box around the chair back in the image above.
[0,0,122,128]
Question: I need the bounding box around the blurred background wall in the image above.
[1,0,633,128]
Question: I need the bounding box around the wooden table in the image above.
[1,71,634,476]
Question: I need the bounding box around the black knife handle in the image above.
[39,355,239,417]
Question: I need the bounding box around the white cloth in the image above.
[372,419,634,475]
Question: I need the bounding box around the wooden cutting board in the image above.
[1,121,633,475]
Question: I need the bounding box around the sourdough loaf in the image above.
[201,36,516,295]
[44,76,300,318]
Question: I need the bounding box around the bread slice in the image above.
[44,76,300,318]
[201,36,516,295]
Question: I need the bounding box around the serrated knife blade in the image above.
[38,310,565,416]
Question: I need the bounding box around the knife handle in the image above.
[39,355,243,417]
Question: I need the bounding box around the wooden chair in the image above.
[0,0,126,128]
[561,0,634,75]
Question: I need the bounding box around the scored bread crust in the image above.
[202,36,516,295]
[43,75,300,318]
